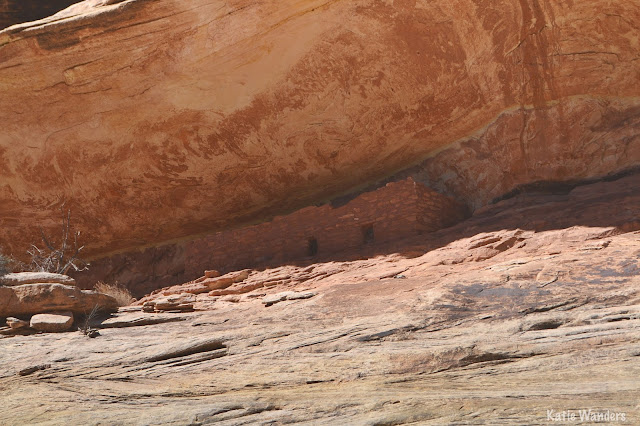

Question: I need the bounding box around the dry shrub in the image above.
[94,281,135,307]
[28,206,88,274]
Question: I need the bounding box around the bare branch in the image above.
[60,208,70,262]
[40,228,56,252]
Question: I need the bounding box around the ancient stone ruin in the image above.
[185,178,468,276]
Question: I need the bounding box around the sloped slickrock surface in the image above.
[97,313,187,329]
[1,175,639,424]
[0,0,638,261]
[0,283,118,317]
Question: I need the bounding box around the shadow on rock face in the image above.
[70,171,640,298]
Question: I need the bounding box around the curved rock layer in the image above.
[0,0,638,259]
[408,97,640,209]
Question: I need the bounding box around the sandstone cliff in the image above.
[0,0,638,260]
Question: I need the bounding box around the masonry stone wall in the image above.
[184,178,468,277]
[416,183,469,233]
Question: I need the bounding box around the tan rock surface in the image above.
[136,269,253,299]
[29,312,74,333]
[263,291,316,307]
[204,270,220,279]
[0,272,76,287]
[0,0,638,262]
[0,283,118,317]
[0,326,34,337]
[0,174,638,424]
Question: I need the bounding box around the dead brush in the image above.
[79,304,101,338]
[94,281,136,307]
[27,204,89,274]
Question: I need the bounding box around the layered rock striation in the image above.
[0,0,638,264]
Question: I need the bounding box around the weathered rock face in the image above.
[0,0,638,261]
[408,99,640,209]
[142,293,195,313]
[0,283,118,317]
[0,272,76,287]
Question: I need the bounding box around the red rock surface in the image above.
[0,2,638,422]
[0,0,638,263]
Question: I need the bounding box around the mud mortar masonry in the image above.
[185,178,468,276]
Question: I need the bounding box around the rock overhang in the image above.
[0,0,638,262]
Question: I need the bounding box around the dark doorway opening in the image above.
[307,237,318,257]
[362,224,374,244]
